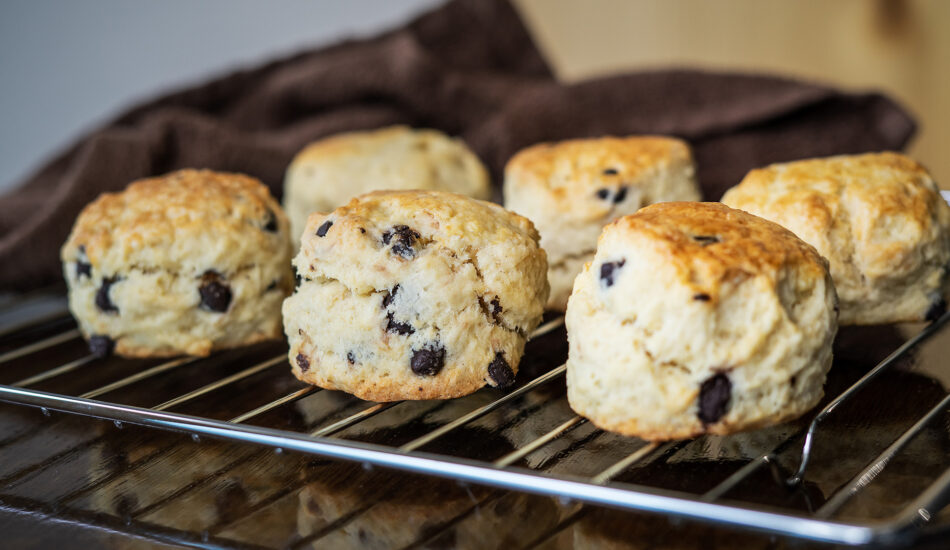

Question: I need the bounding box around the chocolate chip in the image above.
[265,279,278,292]
[595,188,611,200]
[359,227,366,234]
[613,186,628,203]
[88,335,114,358]
[296,353,310,372]
[95,276,119,313]
[386,312,415,335]
[603,168,619,175]
[490,296,503,323]
[263,211,278,232]
[487,352,515,388]
[199,271,232,313]
[698,373,731,424]
[599,260,626,287]
[382,225,420,259]
[77,245,90,277]
[76,247,92,279]
[316,220,333,237]
[410,343,445,376]
[382,284,400,308]
[693,293,711,301]
[926,296,946,322]
[693,235,720,246]
[294,267,302,290]
[347,351,356,365]
[76,261,91,279]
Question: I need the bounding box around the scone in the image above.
[566,202,837,440]
[61,169,294,358]
[282,190,548,401]
[283,126,491,240]
[722,152,950,325]
[503,135,701,311]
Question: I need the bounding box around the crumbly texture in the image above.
[62,169,294,357]
[566,202,838,440]
[283,190,548,401]
[503,135,701,311]
[722,152,950,325]
[283,126,491,241]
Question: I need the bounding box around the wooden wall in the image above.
[515,0,950,187]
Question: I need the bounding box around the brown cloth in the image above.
[0,0,915,291]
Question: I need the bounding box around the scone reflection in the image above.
[296,462,561,549]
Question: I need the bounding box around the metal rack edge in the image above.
[0,382,912,547]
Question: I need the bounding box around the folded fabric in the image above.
[0,0,914,290]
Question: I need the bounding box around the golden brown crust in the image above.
[506,135,693,196]
[283,126,491,239]
[722,152,950,325]
[62,169,286,270]
[611,201,830,301]
[503,135,700,311]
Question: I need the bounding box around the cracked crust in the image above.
[282,190,548,401]
[566,202,837,440]
[503,135,701,311]
[61,169,294,357]
[723,152,950,325]
[283,126,491,241]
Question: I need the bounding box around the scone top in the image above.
[61,169,291,277]
[594,202,833,314]
[722,152,950,324]
[283,126,491,239]
[296,190,548,330]
[504,135,698,222]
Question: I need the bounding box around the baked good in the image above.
[282,190,548,401]
[565,202,837,440]
[61,169,294,357]
[503,135,701,311]
[722,152,950,325]
[283,126,491,240]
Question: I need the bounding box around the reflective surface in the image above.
[0,293,949,548]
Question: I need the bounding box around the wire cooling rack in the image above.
[0,289,949,547]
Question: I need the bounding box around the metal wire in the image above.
[785,312,950,486]
[400,364,567,452]
[12,354,95,387]
[151,356,285,412]
[817,392,950,518]
[0,328,80,364]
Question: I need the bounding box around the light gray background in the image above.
[0,0,440,194]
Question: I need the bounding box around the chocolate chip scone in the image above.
[282,190,548,401]
[503,135,701,311]
[722,152,950,325]
[61,169,294,358]
[283,126,491,240]
[566,202,837,440]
